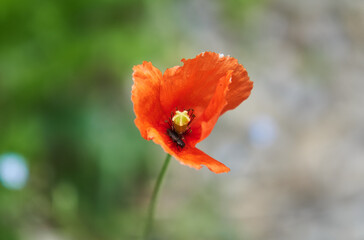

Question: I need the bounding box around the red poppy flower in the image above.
[131,52,253,173]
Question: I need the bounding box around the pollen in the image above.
[172,110,190,134]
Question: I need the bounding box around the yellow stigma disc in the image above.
[172,110,190,134]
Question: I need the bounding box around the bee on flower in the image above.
[131,52,253,173]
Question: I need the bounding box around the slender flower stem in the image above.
[143,154,171,239]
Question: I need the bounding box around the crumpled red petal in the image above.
[160,52,228,119]
[189,70,233,146]
[147,128,230,173]
[132,61,166,140]
[160,52,252,144]
[220,57,252,114]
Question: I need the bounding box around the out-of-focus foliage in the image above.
[0,0,174,239]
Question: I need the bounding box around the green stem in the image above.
[143,154,171,239]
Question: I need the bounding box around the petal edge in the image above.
[147,128,230,174]
[131,62,164,139]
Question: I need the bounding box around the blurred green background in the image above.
[1,0,364,239]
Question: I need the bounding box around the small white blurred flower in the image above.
[0,153,29,190]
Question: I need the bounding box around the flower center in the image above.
[172,110,190,134]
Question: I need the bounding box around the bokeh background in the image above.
[1,0,364,239]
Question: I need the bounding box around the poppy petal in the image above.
[221,59,253,114]
[131,61,165,140]
[190,70,233,145]
[147,127,230,173]
[160,52,229,119]
[176,146,230,174]
[160,51,252,129]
